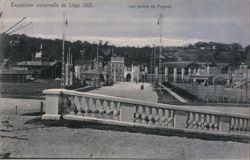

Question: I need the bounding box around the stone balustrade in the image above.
[42,89,250,138]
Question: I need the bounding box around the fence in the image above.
[42,89,249,140]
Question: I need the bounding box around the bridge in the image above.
[42,82,249,142]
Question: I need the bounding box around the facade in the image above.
[110,56,124,82]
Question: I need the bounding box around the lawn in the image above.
[0,79,61,99]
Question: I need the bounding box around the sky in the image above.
[0,0,249,47]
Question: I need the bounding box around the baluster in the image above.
[95,99,101,118]
[98,99,105,118]
[245,118,248,134]
[113,101,120,120]
[109,101,115,119]
[198,114,205,130]
[62,95,70,114]
[230,117,235,132]
[161,109,167,127]
[148,107,153,125]
[209,115,214,131]
[141,106,147,124]
[239,118,243,133]
[134,106,140,123]
[75,96,82,116]
[168,109,174,127]
[235,118,239,132]
[247,119,250,133]
[84,97,90,116]
[92,98,98,117]
[187,112,193,129]
[105,100,111,119]
[242,118,246,134]
[203,114,209,130]
[69,96,76,115]
[154,108,160,126]
[214,116,218,131]
[158,108,163,126]
[193,113,199,129]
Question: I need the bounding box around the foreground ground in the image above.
[0,113,249,159]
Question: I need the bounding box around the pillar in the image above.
[181,68,185,79]
[42,93,61,120]
[174,110,187,129]
[219,116,230,133]
[188,68,192,75]
[65,64,69,86]
[113,65,116,82]
[69,70,73,86]
[207,66,210,73]
[173,67,177,83]
[155,67,158,79]
[145,66,148,74]
[165,67,168,82]
[193,68,196,75]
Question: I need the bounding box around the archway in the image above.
[126,73,132,82]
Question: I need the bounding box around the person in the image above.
[141,84,144,90]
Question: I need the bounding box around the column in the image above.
[188,68,192,75]
[173,67,177,83]
[65,64,69,86]
[164,67,168,82]
[155,67,158,79]
[193,68,196,75]
[145,66,148,74]
[113,65,116,82]
[207,66,210,73]
[181,68,185,79]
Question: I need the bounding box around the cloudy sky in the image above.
[0,0,249,47]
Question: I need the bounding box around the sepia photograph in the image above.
[0,0,249,159]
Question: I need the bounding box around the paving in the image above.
[90,82,159,102]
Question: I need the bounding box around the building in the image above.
[17,61,61,79]
[0,69,32,82]
[17,45,61,79]
[110,56,124,82]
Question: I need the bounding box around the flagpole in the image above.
[158,13,163,87]
[61,12,66,88]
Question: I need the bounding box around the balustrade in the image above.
[230,117,250,134]
[42,89,250,138]
[134,105,174,127]
[61,94,121,121]
[186,112,219,131]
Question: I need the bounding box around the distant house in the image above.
[163,61,199,75]
[17,61,61,78]
[17,44,61,79]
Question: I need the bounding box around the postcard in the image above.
[0,0,249,159]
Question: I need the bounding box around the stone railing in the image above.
[42,89,250,139]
